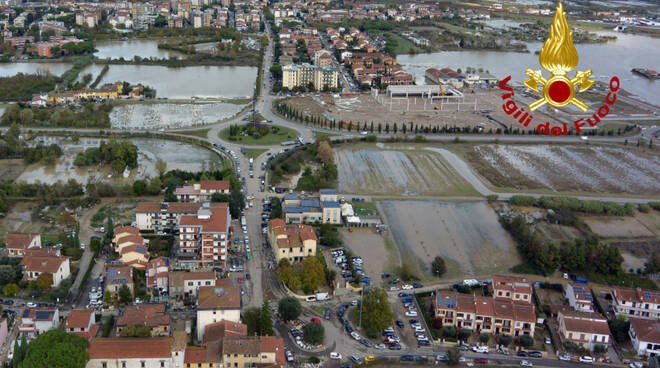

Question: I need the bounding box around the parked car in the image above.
[395,320,404,328]
[405,311,418,317]
[330,352,342,360]
[579,356,594,363]
[528,351,542,358]
[401,355,414,361]
[350,332,361,341]
[472,346,489,354]
[388,344,401,350]
[474,358,488,364]
[517,351,528,357]
[558,354,571,361]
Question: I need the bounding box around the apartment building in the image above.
[168,271,216,299]
[564,283,595,313]
[491,275,533,304]
[282,63,339,91]
[432,291,536,336]
[267,219,317,263]
[557,310,611,351]
[196,286,241,342]
[175,180,230,203]
[135,202,206,231]
[177,203,230,269]
[612,287,660,320]
[629,318,660,357]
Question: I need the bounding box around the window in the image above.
[141,362,146,368]
[122,362,126,368]
[205,281,211,285]
[160,361,165,367]
[102,363,107,368]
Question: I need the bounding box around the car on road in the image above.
[364,356,376,363]
[330,352,342,360]
[558,354,571,361]
[401,355,414,361]
[520,360,533,367]
[579,356,594,363]
[375,344,386,350]
[324,307,331,320]
[350,331,361,341]
[360,338,373,347]
[474,358,488,364]
[413,282,424,288]
[388,344,401,350]
[395,320,404,328]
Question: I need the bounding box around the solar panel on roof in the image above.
[22,309,30,318]
[645,292,652,298]
[35,311,52,319]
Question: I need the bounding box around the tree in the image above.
[301,257,326,294]
[302,321,324,345]
[259,301,274,335]
[317,140,333,165]
[441,325,457,339]
[20,330,90,368]
[243,307,261,336]
[478,332,490,344]
[431,256,446,277]
[132,180,146,196]
[119,324,151,337]
[118,284,132,304]
[608,315,630,344]
[36,273,53,290]
[447,347,461,365]
[277,259,301,291]
[318,224,341,247]
[278,297,302,321]
[498,334,513,346]
[154,14,167,27]
[155,158,167,177]
[361,288,395,331]
[3,283,18,297]
[104,291,112,304]
[270,197,283,219]
[519,334,534,349]
[211,192,231,203]
[458,328,472,342]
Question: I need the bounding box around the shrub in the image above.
[519,334,534,348]
[510,195,537,206]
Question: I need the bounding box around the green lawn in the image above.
[219,125,299,146]
[173,128,210,139]
[223,98,252,105]
[244,148,268,158]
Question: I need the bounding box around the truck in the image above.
[316,293,330,301]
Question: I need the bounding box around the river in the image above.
[94,39,182,60]
[397,32,660,104]
[0,62,72,77]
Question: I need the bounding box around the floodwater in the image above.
[94,39,182,60]
[0,62,72,77]
[16,136,221,184]
[110,102,247,130]
[475,19,524,29]
[397,32,660,104]
[79,64,257,99]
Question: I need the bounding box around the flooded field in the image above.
[0,62,72,77]
[15,136,221,184]
[94,39,182,60]
[110,102,246,130]
[334,145,476,196]
[467,144,660,195]
[79,64,256,99]
[380,200,520,279]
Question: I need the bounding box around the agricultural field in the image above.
[334,145,478,197]
[379,200,521,279]
[459,144,660,196]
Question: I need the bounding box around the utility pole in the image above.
[359,286,363,328]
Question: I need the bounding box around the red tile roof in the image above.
[5,233,38,250]
[200,180,230,191]
[184,346,208,363]
[197,286,241,310]
[559,310,610,335]
[204,320,248,343]
[114,226,139,236]
[630,318,660,344]
[179,206,229,233]
[88,338,173,359]
[614,287,660,305]
[116,304,169,328]
[20,254,68,273]
[260,335,285,366]
[65,309,93,329]
[117,235,144,246]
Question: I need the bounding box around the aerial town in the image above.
[0,0,658,366]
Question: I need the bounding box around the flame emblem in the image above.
[523,2,594,112]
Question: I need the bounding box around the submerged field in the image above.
[379,200,521,279]
[334,145,477,197]
[110,102,246,130]
[463,144,660,195]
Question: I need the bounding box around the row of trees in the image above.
[1,103,113,128]
[0,73,60,101]
[510,195,640,216]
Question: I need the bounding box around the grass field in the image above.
[173,128,210,139]
[243,148,268,158]
[219,125,298,146]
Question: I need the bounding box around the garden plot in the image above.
[468,144,660,195]
[110,102,246,130]
[380,200,520,279]
[334,148,476,196]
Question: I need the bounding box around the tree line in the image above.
[0,73,60,101]
[1,103,113,128]
[73,140,138,173]
[510,195,644,216]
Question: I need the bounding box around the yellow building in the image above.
[267,219,318,263]
[282,63,339,91]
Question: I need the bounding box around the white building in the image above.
[612,287,660,320]
[196,286,241,342]
[629,318,660,357]
[564,283,595,313]
[19,248,70,287]
[19,308,59,338]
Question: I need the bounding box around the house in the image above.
[267,219,317,263]
[119,245,150,269]
[135,202,206,231]
[86,337,183,368]
[115,234,145,254]
[20,249,70,287]
[203,320,248,343]
[629,318,660,357]
[565,283,595,313]
[177,203,230,269]
[612,287,660,320]
[168,271,216,300]
[196,286,241,342]
[432,291,536,336]
[19,308,59,338]
[221,336,285,368]
[105,264,134,297]
[116,304,170,337]
[174,180,230,203]
[5,233,41,257]
[65,309,97,339]
[557,310,611,351]
[491,275,533,304]
[113,226,140,247]
[0,318,8,349]
[147,257,169,292]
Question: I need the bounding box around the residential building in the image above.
[612,287,660,320]
[147,257,169,292]
[491,275,533,304]
[432,291,536,336]
[65,309,97,339]
[267,219,317,263]
[313,49,333,68]
[19,308,59,338]
[5,233,41,257]
[629,318,660,357]
[203,320,248,344]
[135,202,206,231]
[282,63,339,91]
[19,248,70,287]
[105,264,134,296]
[116,304,170,337]
[557,310,611,351]
[113,226,140,246]
[86,337,182,368]
[196,286,241,342]
[175,181,230,203]
[119,245,150,269]
[282,192,341,225]
[564,283,595,313]
[115,234,145,254]
[221,336,285,368]
[168,271,216,299]
[177,203,230,269]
